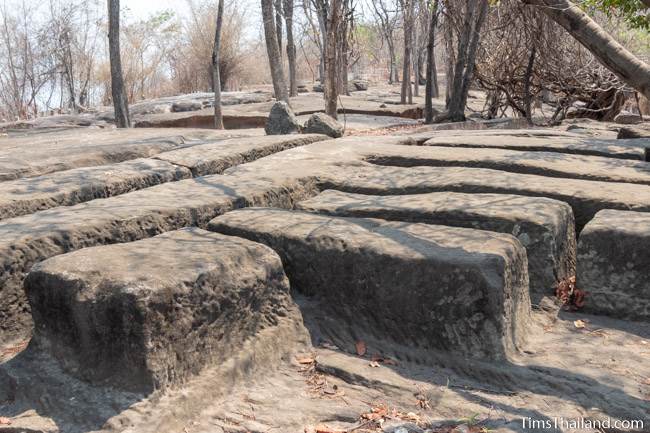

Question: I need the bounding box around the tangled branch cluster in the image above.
[473,0,629,123]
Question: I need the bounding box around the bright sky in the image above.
[121,0,191,20]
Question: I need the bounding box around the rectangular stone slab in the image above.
[154,134,327,176]
[0,173,312,339]
[328,164,650,231]
[577,210,650,321]
[365,145,650,186]
[0,128,262,181]
[297,190,576,301]
[422,135,648,161]
[0,135,324,221]
[25,228,293,392]
[0,158,191,220]
[208,208,531,359]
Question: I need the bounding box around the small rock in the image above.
[352,79,369,91]
[617,126,650,139]
[613,111,642,125]
[303,112,344,138]
[265,101,302,135]
[171,101,203,113]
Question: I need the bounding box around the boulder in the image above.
[613,111,642,125]
[209,208,531,359]
[25,228,294,392]
[312,83,324,92]
[617,126,650,139]
[577,209,650,321]
[171,100,203,113]
[265,101,302,135]
[303,113,344,138]
[352,80,369,91]
[298,190,576,300]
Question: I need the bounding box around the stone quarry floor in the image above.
[2,306,649,433]
[0,109,649,433]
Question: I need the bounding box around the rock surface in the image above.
[422,134,649,161]
[265,101,302,135]
[154,134,326,176]
[0,159,191,220]
[298,190,576,300]
[224,138,650,231]
[0,128,262,181]
[0,410,58,433]
[333,164,650,231]
[303,113,344,138]
[25,228,294,392]
[577,209,650,321]
[0,173,312,339]
[208,208,531,359]
[366,145,650,186]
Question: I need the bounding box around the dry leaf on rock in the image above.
[573,319,587,329]
[355,340,367,357]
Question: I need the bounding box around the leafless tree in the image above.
[524,0,650,100]
[283,0,297,96]
[262,0,289,102]
[424,0,440,122]
[108,0,130,127]
[399,0,415,104]
[370,0,400,83]
[212,0,225,128]
[324,0,342,117]
[443,0,489,121]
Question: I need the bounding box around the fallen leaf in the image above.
[0,417,11,426]
[355,340,367,357]
[315,423,343,433]
[296,356,315,365]
[361,405,389,421]
[573,319,587,329]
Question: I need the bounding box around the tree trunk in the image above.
[413,20,419,98]
[325,0,341,118]
[523,45,536,125]
[401,0,414,104]
[447,0,488,121]
[261,0,289,103]
[443,15,454,108]
[108,0,130,128]
[274,0,283,57]
[425,0,440,123]
[388,40,397,83]
[212,0,225,129]
[283,0,297,96]
[524,0,650,100]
